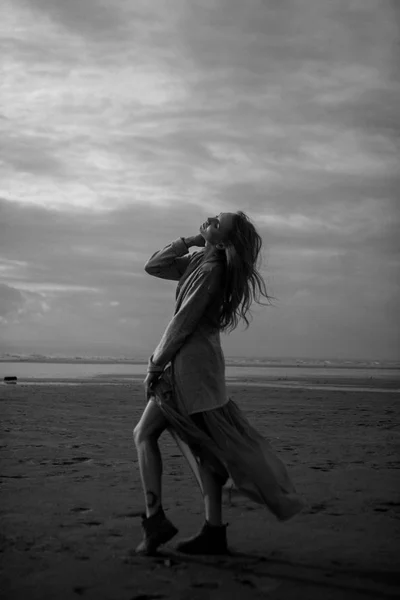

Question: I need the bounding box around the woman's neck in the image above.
[203,244,225,261]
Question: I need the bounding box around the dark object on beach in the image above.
[4,376,17,384]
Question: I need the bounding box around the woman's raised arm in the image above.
[144,238,192,281]
[144,237,205,281]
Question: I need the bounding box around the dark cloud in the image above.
[2,0,399,358]
[16,0,177,68]
[310,87,400,143]
[179,0,398,80]
[0,32,79,68]
[0,131,67,177]
[174,0,400,162]
[1,192,399,359]
[0,283,24,317]
[221,173,399,227]
[0,198,208,297]
[21,0,131,41]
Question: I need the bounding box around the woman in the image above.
[134,211,305,556]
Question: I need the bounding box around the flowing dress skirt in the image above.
[151,366,306,521]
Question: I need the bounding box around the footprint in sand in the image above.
[73,586,86,595]
[236,578,256,587]
[54,457,93,466]
[192,582,220,589]
[115,510,143,518]
[306,502,327,514]
[373,501,400,513]
[310,465,331,472]
[131,594,166,600]
[70,507,92,514]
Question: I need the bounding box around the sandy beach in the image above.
[1,379,399,599]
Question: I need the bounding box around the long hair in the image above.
[205,211,274,333]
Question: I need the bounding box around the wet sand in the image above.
[1,380,399,599]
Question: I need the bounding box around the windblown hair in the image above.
[206,211,274,333]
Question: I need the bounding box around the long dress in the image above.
[145,238,306,521]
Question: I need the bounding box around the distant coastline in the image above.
[0,354,399,370]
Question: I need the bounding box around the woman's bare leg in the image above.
[136,437,163,518]
[198,462,223,526]
[133,400,168,518]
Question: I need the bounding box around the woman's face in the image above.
[199,212,235,246]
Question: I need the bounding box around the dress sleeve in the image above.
[144,238,192,281]
[149,264,222,370]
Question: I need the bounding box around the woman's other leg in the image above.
[198,461,223,526]
[133,399,168,518]
[189,412,226,526]
[175,460,228,554]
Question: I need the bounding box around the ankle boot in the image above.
[135,508,179,556]
[175,520,230,555]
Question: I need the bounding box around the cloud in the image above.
[1,0,399,358]
[0,283,24,318]
[1,127,67,178]
[25,0,130,40]
[3,0,398,214]
[0,282,51,328]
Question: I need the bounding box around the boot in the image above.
[135,507,179,556]
[175,520,230,555]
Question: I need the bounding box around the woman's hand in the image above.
[185,234,206,248]
[143,372,160,400]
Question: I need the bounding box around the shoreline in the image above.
[2,375,400,393]
[1,358,399,369]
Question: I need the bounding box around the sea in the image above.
[1,355,399,393]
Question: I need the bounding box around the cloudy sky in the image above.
[0,0,399,360]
